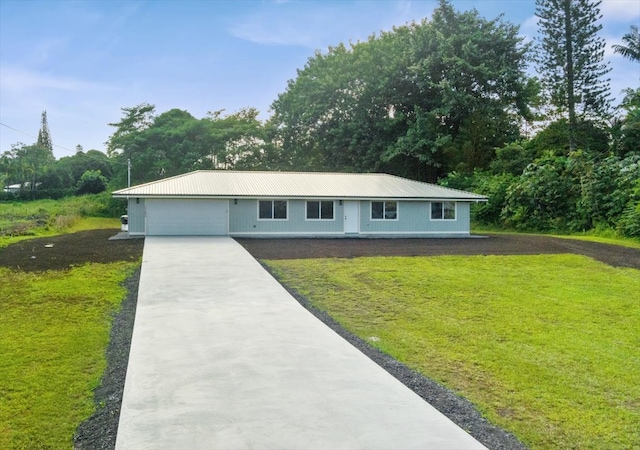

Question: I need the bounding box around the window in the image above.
[431,201,456,220]
[258,200,287,220]
[306,200,334,220]
[371,201,397,220]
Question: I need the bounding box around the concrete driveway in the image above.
[116,236,486,450]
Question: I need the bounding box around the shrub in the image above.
[75,170,108,195]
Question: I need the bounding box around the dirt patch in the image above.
[0,229,144,272]
[237,234,640,269]
[2,231,636,272]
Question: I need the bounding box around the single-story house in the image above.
[112,170,487,237]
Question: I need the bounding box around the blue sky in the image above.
[1,0,638,159]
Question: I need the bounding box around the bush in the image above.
[617,201,640,237]
[502,154,582,231]
[75,170,108,195]
[440,171,516,225]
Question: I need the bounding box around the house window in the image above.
[371,201,397,220]
[306,201,334,220]
[431,201,456,220]
[258,200,287,220]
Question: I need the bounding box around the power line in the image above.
[0,121,78,155]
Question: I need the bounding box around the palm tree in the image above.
[613,25,640,62]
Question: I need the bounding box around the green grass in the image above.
[548,233,640,249]
[267,255,640,449]
[0,261,138,449]
[0,194,122,241]
[472,224,640,249]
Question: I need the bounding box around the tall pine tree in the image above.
[535,0,611,151]
[37,110,53,153]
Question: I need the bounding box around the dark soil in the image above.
[2,230,638,449]
[237,234,640,269]
[0,229,144,272]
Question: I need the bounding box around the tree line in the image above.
[2,0,638,236]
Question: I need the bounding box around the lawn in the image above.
[0,261,138,449]
[0,194,121,248]
[267,254,640,449]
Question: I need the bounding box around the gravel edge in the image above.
[262,263,527,450]
[73,263,526,450]
[73,268,140,450]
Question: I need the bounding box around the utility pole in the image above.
[127,159,131,188]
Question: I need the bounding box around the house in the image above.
[112,170,487,237]
[3,182,40,193]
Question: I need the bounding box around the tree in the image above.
[106,103,156,157]
[106,105,267,185]
[535,0,611,151]
[1,142,55,191]
[271,0,535,181]
[527,118,609,157]
[37,110,53,153]
[611,88,640,157]
[75,170,108,195]
[612,25,640,62]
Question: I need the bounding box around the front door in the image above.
[344,201,359,234]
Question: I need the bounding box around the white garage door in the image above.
[146,199,228,236]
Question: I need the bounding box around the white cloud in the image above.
[229,1,434,49]
[0,66,113,93]
[600,0,640,22]
[520,14,539,42]
[229,13,325,48]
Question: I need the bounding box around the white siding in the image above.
[146,199,228,235]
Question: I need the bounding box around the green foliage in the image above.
[489,141,536,176]
[270,0,535,181]
[1,142,55,190]
[36,110,53,153]
[75,170,108,195]
[0,262,137,449]
[106,105,266,185]
[612,88,640,157]
[267,255,640,449]
[1,139,112,198]
[535,0,611,149]
[612,24,640,62]
[503,154,580,231]
[501,152,640,234]
[526,118,610,156]
[0,195,122,240]
[615,176,640,237]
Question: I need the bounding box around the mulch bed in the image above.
[1,230,637,449]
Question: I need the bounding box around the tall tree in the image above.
[106,105,266,185]
[271,0,535,181]
[36,110,53,153]
[535,0,611,151]
[612,25,640,62]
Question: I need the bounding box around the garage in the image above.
[146,199,228,235]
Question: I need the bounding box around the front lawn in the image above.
[0,262,138,449]
[267,254,640,449]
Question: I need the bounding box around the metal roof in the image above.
[112,170,488,201]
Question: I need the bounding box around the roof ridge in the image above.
[382,172,485,198]
[203,170,385,176]
[112,170,201,193]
